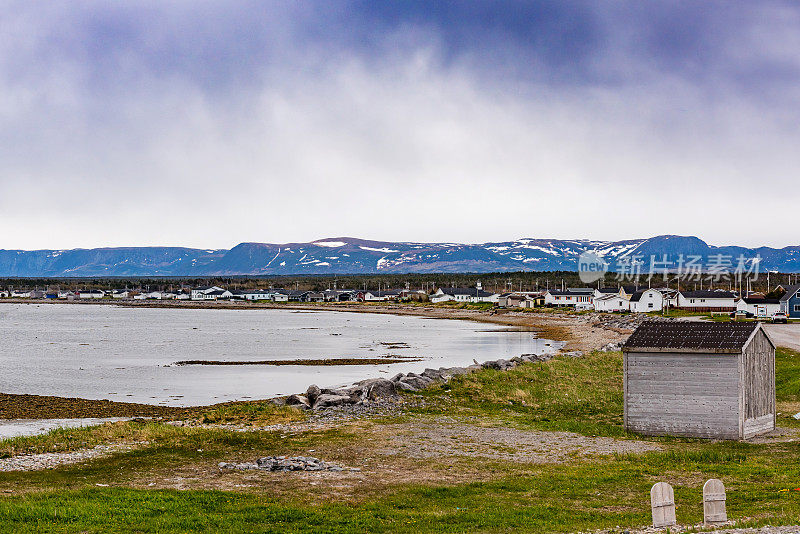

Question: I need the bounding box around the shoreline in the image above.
[0,300,627,420]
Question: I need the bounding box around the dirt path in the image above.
[374,417,659,463]
[764,324,800,352]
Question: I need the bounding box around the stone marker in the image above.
[703,478,727,524]
[651,482,677,528]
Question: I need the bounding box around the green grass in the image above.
[777,348,800,401]
[3,347,800,532]
[419,351,625,437]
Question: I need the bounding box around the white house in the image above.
[79,290,105,299]
[432,283,499,304]
[544,290,593,307]
[11,289,31,298]
[593,294,630,312]
[0,290,9,298]
[628,289,664,313]
[676,290,738,311]
[364,290,401,302]
[593,287,620,299]
[191,286,226,300]
[231,289,275,301]
[271,291,289,302]
[736,298,781,318]
[111,290,130,299]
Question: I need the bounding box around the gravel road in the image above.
[764,324,800,352]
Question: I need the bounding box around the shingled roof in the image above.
[622,321,770,353]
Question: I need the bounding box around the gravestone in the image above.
[703,479,727,524]
[651,482,677,528]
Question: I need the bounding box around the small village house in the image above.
[78,289,105,299]
[675,290,737,312]
[431,283,499,304]
[593,293,629,312]
[593,287,620,299]
[779,284,800,319]
[363,290,400,302]
[623,322,775,440]
[628,288,664,313]
[191,286,226,300]
[737,297,781,318]
[543,289,593,307]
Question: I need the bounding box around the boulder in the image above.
[396,381,418,392]
[285,394,311,409]
[389,373,405,383]
[363,378,398,401]
[312,393,355,410]
[306,384,321,405]
[421,368,444,380]
[439,366,469,376]
[400,375,432,390]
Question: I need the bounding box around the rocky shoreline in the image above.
[278,351,567,411]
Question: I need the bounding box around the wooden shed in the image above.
[622,322,775,440]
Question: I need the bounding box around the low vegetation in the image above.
[2,349,800,532]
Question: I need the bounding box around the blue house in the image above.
[779,284,800,318]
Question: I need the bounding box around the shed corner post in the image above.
[622,350,628,431]
[738,348,745,440]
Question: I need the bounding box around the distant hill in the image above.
[0,235,798,276]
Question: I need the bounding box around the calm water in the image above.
[0,303,559,406]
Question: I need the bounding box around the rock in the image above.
[439,366,469,376]
[421,368,443,380]
[396,381,418,392]
[363,378,398,401]
[306,384,322,405]
[389,373,405,383]
[400,376,432,390]
[285,394,311,409]
[220,456,358,473]
[312,393,355,410]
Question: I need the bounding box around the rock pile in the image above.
[592,313,673,332]
[280,352,564,411]
[219,456,359,473]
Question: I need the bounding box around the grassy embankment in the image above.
[2,349,800,532]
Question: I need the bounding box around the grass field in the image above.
[2,349,800,532]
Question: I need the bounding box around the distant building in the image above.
[628,289,664,313]
[676,290,737,312]
[363,290,401,302]
[543,290,593,307]
[737,297,781,318]
[431,283,498,304]
[779,284,800,319]
[593,293,629,312]
[191,286,225,300]
[79,290,105,299]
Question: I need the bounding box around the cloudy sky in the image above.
[2,1,799,250]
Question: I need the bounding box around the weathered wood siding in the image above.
[742,329,776,438]
[624,352,740,439]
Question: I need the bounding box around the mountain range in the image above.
[0,236,798,277]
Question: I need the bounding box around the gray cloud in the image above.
[0,2,798,249]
